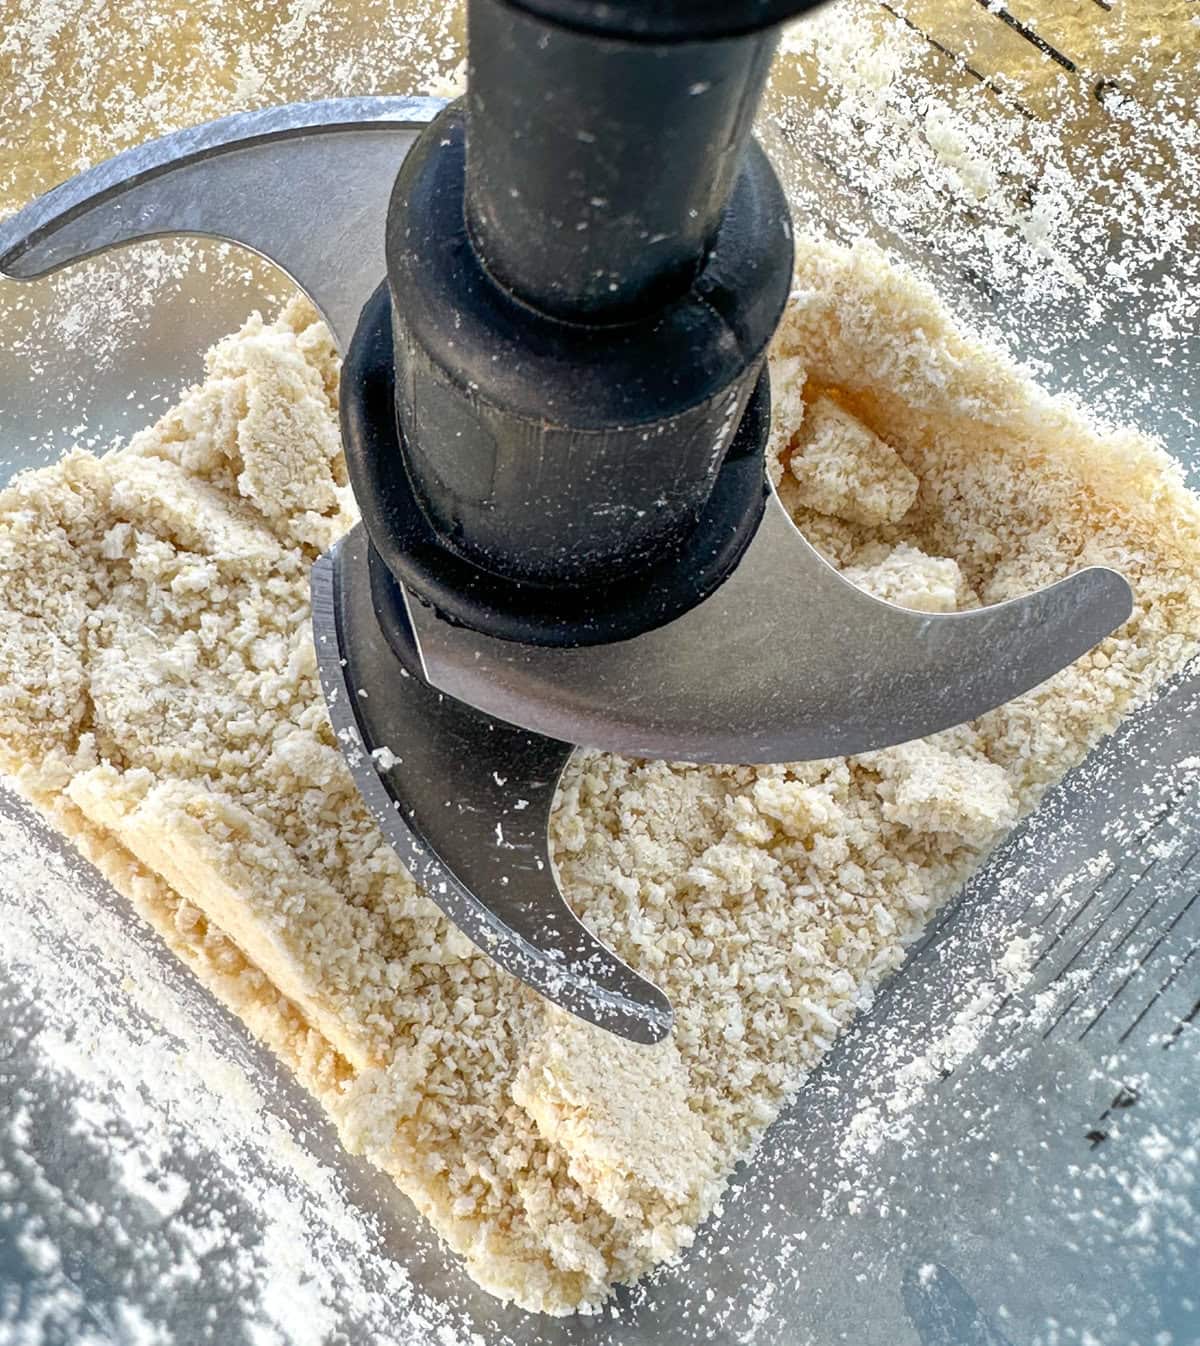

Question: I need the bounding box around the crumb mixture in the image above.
[1,237,1198,1314]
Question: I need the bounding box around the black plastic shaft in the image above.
[503,0,825,40]
[466,0,778,320]
[361,0,823,642]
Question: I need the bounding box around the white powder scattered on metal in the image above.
[767,0,1199,440]
[839,934,1034,1163]
[0,802,486,1346]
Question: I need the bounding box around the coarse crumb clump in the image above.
[1,237,1198,1314]
[783,393,919,528]
[842,542,970,613]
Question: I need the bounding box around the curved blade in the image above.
[403,490,1134,763]
[0,97,671,1041]
[313,524,673,1043]
[0,96,443,353]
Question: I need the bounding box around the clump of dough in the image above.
[860,736,1019,848]
[514,1015,723,1260]
[130,302,353,553]
[766,353,808,485]
[786,394,919,527]
[843,542,971,612]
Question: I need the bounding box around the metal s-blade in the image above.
[403,491,1134,764]
[0,96,674,1040]
[0,92,1132,1037]
[0,97,444,354]
[312,524,673,1044]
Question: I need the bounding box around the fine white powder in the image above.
[0,799,488,1346]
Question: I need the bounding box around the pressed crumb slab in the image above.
[2,238,1198,1314]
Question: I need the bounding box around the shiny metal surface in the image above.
[0,96,444,354]
[405,493,1132,761]
[312,525,672,1042]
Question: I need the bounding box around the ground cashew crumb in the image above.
[785,393,919,527]
[1,236,1198,1314]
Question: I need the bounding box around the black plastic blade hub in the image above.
[344,0,822,646]
[341,283,771,650]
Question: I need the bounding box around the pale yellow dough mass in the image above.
[2,237,1198,1313]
